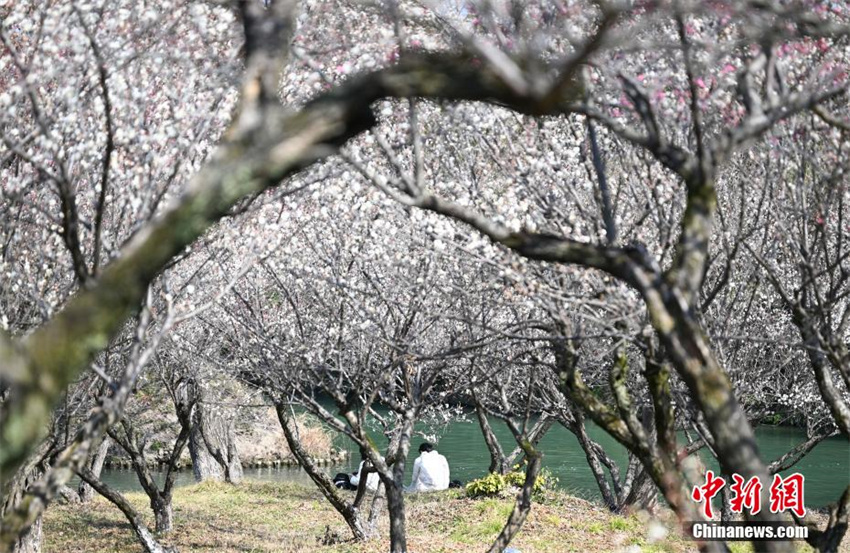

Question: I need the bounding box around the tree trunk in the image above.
[77,468,175,553]
[366,487,383,539]
[794,310,850,437]
[223,440,243,484]
[11,517,40,553]
[561,405,659,514]
[107,414,189,537]
[189,422,224,483]
[487,446,542,553]
[385,479,407,553]
[719,483,734,523]
[78,436,111,503]
[568,417,618,510]
[620,464,658,514]
[505,416,553,468]
[196,405,242,484]
[381,411,416,553]
[153,499,173,534]
[804,485,850,553]
[474,399,507,474]
[2,444,49,553]
[273,403,367,541]
[638,304,794,553]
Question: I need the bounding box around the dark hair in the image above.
[418,442,434,453]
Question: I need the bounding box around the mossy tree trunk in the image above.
[558,409,659,514]
[11,517,40,553]
[4,466,44,553]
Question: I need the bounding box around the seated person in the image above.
[349,455,380,492]
[405,442,449,492]
[333,471,356,491]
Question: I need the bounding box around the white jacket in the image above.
[350,460,380,491]
[406,450,450,492]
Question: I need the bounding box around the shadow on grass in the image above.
[85,519,130,531]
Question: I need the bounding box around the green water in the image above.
[95,419,848,509]
[428,420,849,508]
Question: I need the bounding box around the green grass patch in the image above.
[39,481,755,553]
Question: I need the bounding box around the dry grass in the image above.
[236,411,335,462]
[39,481,706,553]
[43,481,843,553]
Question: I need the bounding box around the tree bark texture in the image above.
[78,436,111,503]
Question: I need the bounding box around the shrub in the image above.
[465,472,507,498]
[506,465,557,495]
[465,464,558,499]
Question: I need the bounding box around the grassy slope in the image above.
[42,481,827,553]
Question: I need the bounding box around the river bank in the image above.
[101,449,349,470]
[42,481,831,553]
[96,397,848,508]
[90,421,849,508]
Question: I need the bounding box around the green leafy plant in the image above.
[505,463,558,495]
[465,472,507,498]
[465,465,558,498]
